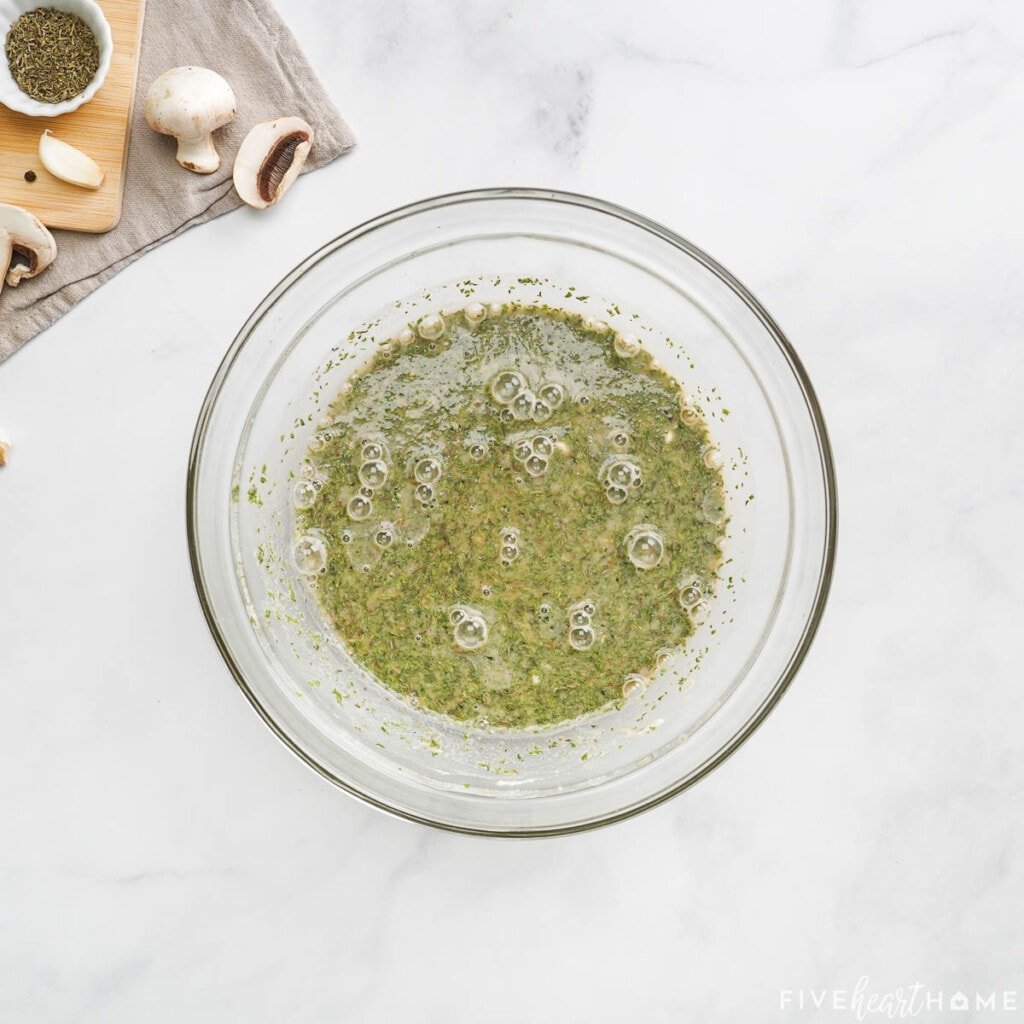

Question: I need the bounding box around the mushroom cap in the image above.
[145,66,237,140]
[0,203,57,289]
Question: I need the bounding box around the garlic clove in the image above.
[0,422,9,466]
[233,116,314,209]
[38,131,105,190]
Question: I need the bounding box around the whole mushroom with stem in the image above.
[145,66,236,173]
[0,203,57,299]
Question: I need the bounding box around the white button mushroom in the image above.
[145,66,237,174]
[0,203,57,298]
[233,116,315,209]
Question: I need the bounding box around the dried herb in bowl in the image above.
[5,8,99,104]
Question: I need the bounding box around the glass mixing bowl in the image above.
[187,188,836,836]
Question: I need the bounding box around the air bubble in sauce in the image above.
[451,607,488,650]
[490,370,526,405]
[292,533,327,575]
[414,457,443,484]
[292,479,318,509]
[347,494,372,520]
[359,460,388,489]
[417,313,445,340]
[625,525,665,570]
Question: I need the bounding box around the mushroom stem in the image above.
[175,134,220,175]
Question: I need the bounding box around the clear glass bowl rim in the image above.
[186,186,838,836]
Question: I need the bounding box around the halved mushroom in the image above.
[0,203,57,298]
[233,116,314,209]
[145,67,237,174]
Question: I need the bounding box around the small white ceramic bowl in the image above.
[0,0,112,116]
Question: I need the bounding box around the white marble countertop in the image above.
[2,1,1022,1020]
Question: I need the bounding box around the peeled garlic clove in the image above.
[38,131,104,190]
[0,423,10,466]
[233,116,314,209]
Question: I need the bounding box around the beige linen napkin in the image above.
[0,0,355,362]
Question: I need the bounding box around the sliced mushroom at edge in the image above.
[0,203,57,298]
[233,117,315,209]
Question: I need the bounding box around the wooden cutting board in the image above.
[0,0,146,233]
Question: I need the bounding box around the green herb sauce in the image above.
[297,306,725,728]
